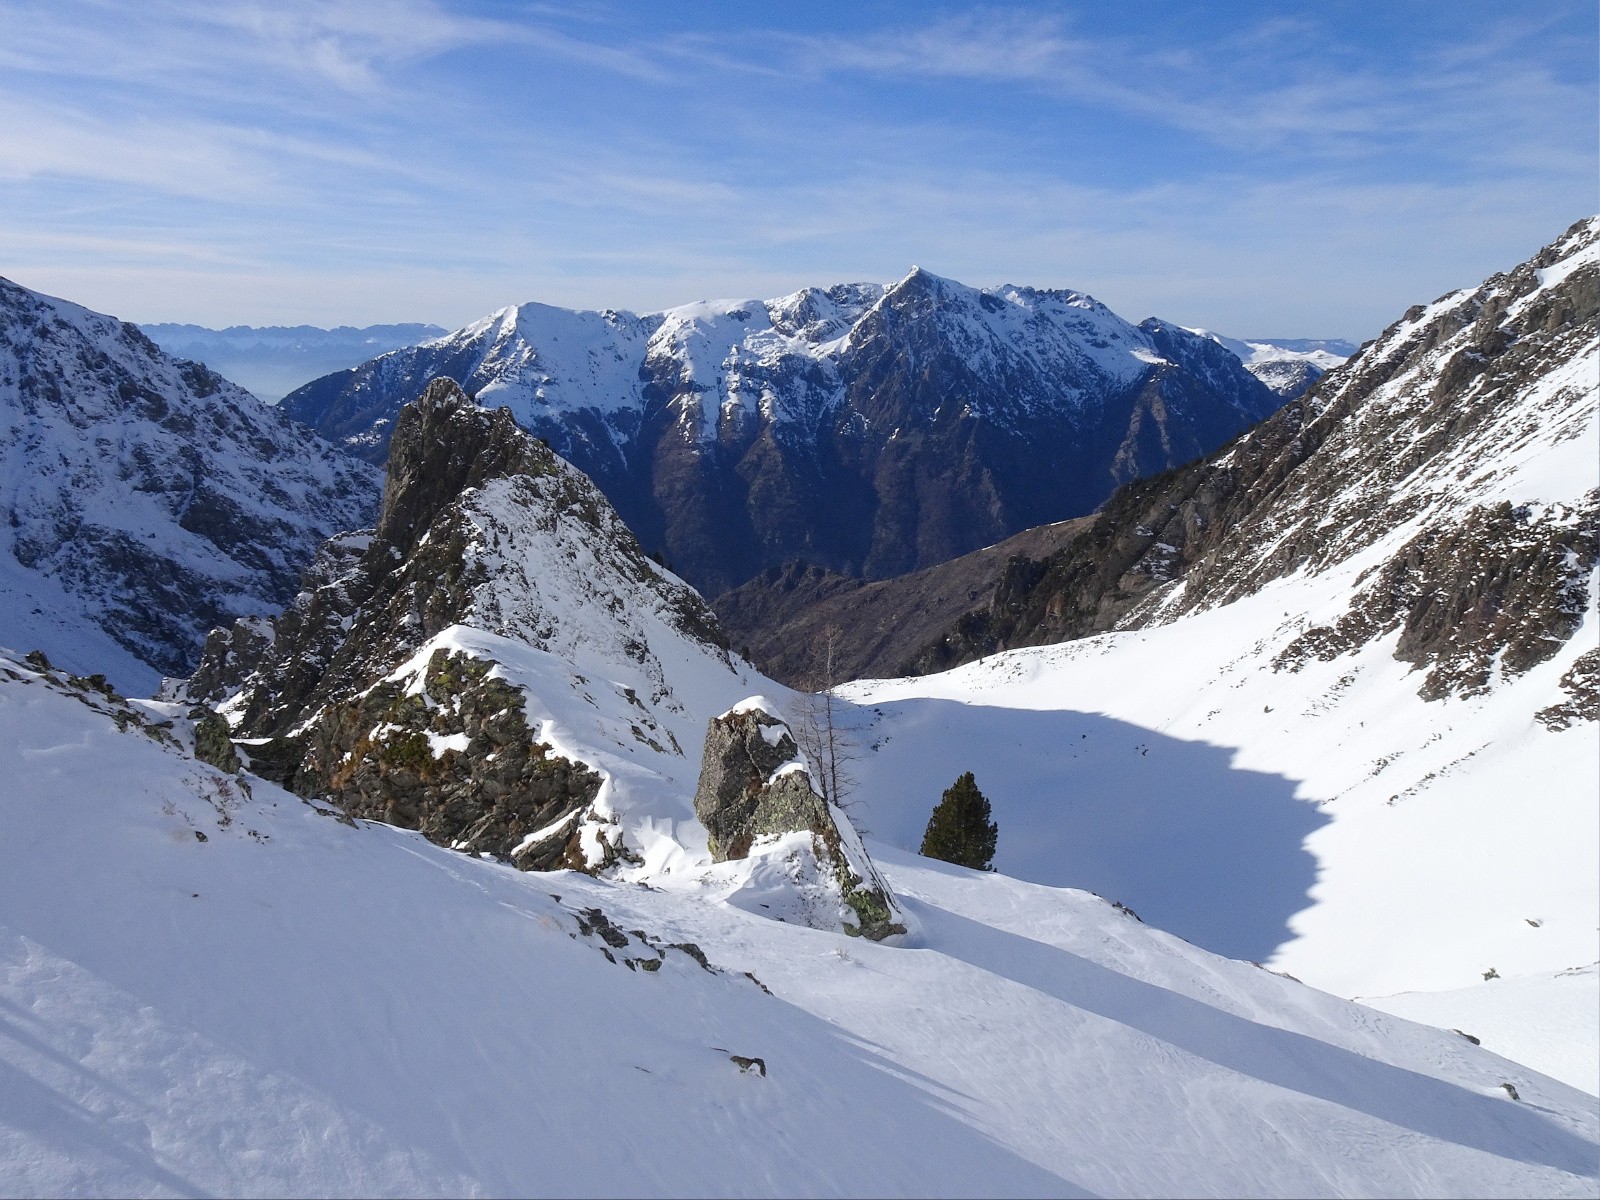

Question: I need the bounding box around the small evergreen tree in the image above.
[919,772,997,870]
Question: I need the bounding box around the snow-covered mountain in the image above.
[185,378,767,875]
[4,645,1597,1197]
[282,271,1283,594]
[835,218,1599,1089]
[1195,331,1358,398]
[0,278,382,693]
[3,224,1598,1192]
[141,321,447,403]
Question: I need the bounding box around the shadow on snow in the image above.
[846,697,1329,964]
[905,899,1599,1180]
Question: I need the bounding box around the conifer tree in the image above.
[919,772,997,870]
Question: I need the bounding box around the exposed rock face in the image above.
[295,649,605,870]
[187,377,743,871]
[1276,498,1598,700]
[283,271,1281,596]
[911,218,1600,718]
[0,277,381,689]
[712,517,1094,687]
[693,701,904,940]
[1536,649,1600,731]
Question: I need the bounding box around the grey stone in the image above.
[692,704,905,940]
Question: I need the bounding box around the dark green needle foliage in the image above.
[919,771,997,870]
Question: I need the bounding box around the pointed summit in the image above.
[377,377,551,560]
[187,377,756,873]
[284,273,1280,593]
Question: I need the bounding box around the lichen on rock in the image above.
[191,710,241,774]
[693,699,905,940]
[293,648,603,870]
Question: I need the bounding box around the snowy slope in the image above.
[0,278,381,692]
[3,648,1596,1198]
[1363,965,1599,1096]
[842,576,1598,1088]
[840,219,1600,1089]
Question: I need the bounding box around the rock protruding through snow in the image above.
[695,699,905,940]
[184,377,758,875]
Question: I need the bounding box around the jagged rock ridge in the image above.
[282,271,1284,594]
[910,217,1600,718]
[188,378,759,871]
[0,277,381,691]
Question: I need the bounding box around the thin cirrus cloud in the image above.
[678,10,1590,162]
[0,0,1591,335]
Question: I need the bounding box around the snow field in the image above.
[2,652,1597,1197]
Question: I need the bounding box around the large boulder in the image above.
[693,698,905,940]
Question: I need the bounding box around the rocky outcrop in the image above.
[1536,649,1600,731]
[1275,496,1599,699]
[283,271,1281,596]
[911,218,1600,715]
[295,649,605,870]
[191,710,241,774]
[693,700,904,940]
[186,377,744,872]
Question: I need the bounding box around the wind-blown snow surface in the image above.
[3,651,1596,1198]
[841,222,1600,1093]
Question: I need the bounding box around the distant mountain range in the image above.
[278,271,1305,595]
[1190,332,1358,398]
[0,215,1595,1194]
[140,321,447,403]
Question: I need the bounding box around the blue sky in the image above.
[0,1,1593,338]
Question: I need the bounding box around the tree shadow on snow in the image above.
[847,699,1329,963]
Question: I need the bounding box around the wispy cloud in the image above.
[0,2,1590,337]
[666,9,1592,164]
